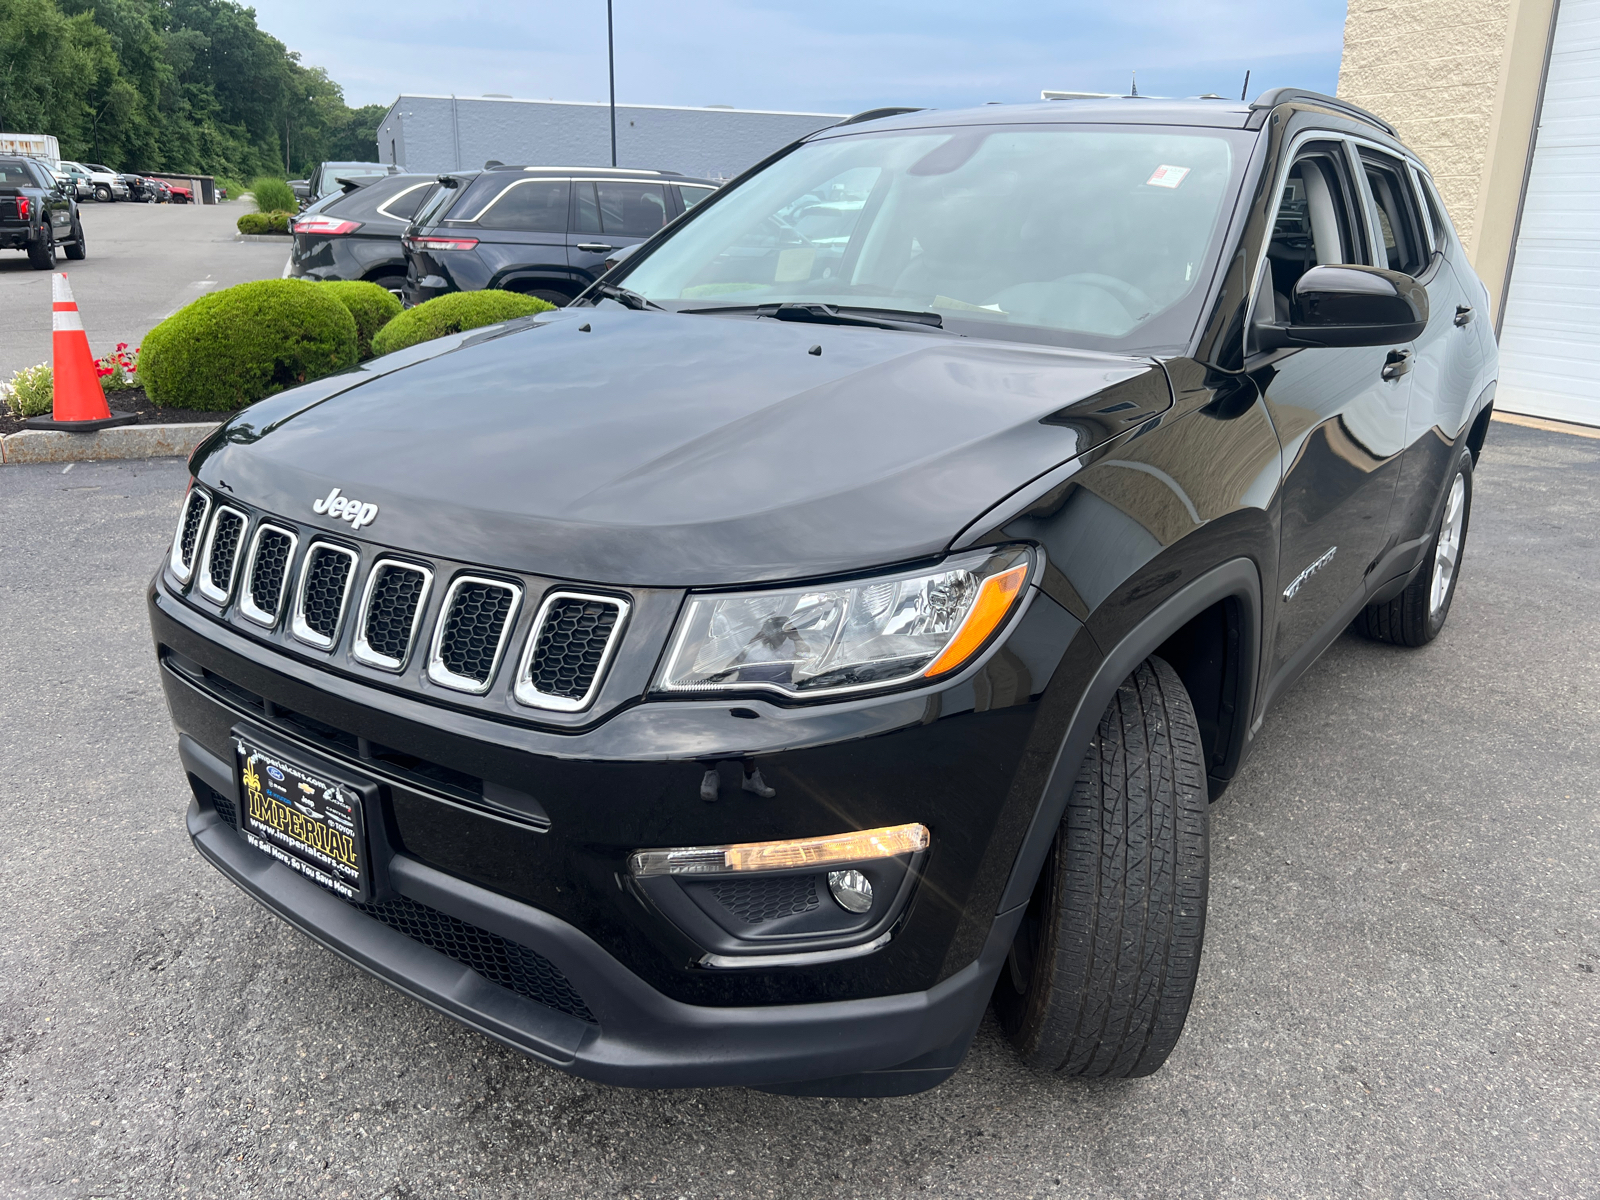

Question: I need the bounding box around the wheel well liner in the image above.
[996,557,1261,913]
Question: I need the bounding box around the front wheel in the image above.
[94,185,112,202]
[1355,448,1474,647]
[64,220,86,261]
[994,655,1210,1078]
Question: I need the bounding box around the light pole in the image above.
[608,0,617,167]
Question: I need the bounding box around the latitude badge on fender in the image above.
[311,486,378,530]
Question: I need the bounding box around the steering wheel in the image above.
[1057,273,1157,317]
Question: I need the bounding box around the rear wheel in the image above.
[64,220,86,261]
[1355,448,1473,647]
[513,287,570,308]
[370,274,406,299]
[27,227,55,269]
[994,656,1210,1078]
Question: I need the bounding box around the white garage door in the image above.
[1496,0,1600,427]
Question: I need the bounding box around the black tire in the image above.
[94,185,112,202]
[1355,448,1473,647]
[521,288,570,308]
[370,274,406,298]
[27,227,54,269]
[995,656,1210,1078]
[64,220,86,261]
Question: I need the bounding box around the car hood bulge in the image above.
[193,311,1169,587]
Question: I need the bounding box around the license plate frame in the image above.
[233,725,382,903]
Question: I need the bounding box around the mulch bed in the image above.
[0,387,243,438]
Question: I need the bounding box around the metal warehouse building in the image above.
[376,96,843,183]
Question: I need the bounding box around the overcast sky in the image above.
[254,0,1349,114]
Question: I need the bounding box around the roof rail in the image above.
[836,107,923,127]
[1249,88,1396,136]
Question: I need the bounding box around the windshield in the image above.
[620,124,1247,353]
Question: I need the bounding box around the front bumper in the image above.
[184,731,1013,1093]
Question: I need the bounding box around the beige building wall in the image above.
[1338,0,1558,320]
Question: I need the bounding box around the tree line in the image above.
[0,0,385,181]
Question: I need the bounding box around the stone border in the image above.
[0,422,219,465]
[235,233,294,244]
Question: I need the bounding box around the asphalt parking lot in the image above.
[0,418,1596,1200]
[0,201,289,382]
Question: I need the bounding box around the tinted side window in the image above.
[676,185,714,211]
[1265,146,1364,307]
[1416,171,1455,249]
[324,178,432,223]
[1361,152,1428,276]
[578,182,667,237]
[473,179,569,232]
[373,181,433,222]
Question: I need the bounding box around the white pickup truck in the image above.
[75,161,130,202]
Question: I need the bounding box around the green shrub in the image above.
[249,176,297,213]
[371,290,555,357]
[319,280,402,359]
[3,362,52,418]
[266,211,292,233]
[141,280,358,412]
[236,212,269,234]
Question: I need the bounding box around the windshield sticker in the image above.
[774,248,815,282]
[1145,165,1191,189]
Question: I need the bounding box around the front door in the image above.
[1253,139,1415,691]
[567,180,670,285]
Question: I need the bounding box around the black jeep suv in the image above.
[400,165,716,307]
[150,90,1497,1097]
[0,157,85,267]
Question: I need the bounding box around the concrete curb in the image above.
[0,423,219,465]
[234,233,294,244]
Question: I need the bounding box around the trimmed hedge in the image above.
[319,280,402,359]
[141,280,358,412]
[371,290,555,357]
[249,176,298,213]
[236,211,292,234]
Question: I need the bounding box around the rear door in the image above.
[568,180,670,284]
[1253,137,1415,693]
[454,175,570,285]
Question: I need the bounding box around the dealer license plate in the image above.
[235,736,369,901]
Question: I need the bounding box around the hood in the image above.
[194,309,1170,587]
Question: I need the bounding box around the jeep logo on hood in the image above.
[312,486,378,530]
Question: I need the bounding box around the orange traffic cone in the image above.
[22,273,135,431]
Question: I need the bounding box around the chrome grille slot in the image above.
[291,542,359,649]
[427,576,521,694]
[514,592,629,712]
[168,488,211,583]
[353,560,433,671]
[196,507,247,603]
[238,524,298,627]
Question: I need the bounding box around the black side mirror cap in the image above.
[1254,264,1428,350]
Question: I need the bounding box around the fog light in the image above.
[629,822,929,878]
[827,869,874,913]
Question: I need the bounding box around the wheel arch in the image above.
[996,556,1261,913]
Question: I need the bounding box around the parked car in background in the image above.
[0,155,85,266]
[288,172,436,296]
[123,174,159,203]
[56,161,95,201]
[168,181,193,204]
[401,166,715,307]
[290,161,401,206]
[79,162,129,202]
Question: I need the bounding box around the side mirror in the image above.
[1254,264,1428,350]
[602,242,644,274]
[289,180,310,199]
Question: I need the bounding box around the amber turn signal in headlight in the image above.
[628,822,930,878]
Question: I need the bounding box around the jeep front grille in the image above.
[196,507,247,603]
[427,576,521,693]
[292,542,359,649]
[239,524,298,627]
[169,488,212,583]
[514,592,629,711]
[353,561,433,671]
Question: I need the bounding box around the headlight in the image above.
[656,546,1032,699]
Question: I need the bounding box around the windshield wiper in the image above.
[585,280,662,311]
[679,302,945,333]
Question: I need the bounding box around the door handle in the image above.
[575,243,614,253]
[1454,304,1473,326]
[1381,349,1412,381]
